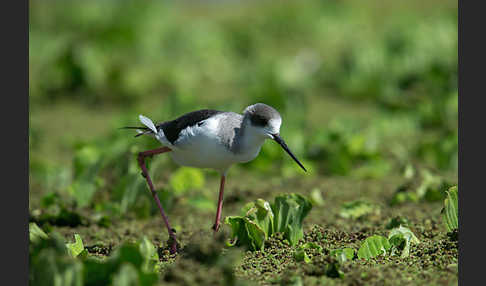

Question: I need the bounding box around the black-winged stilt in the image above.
[123,103,306,253]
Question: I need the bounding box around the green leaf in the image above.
[138,237,159,272]
[388,225,420,258]
[225,216,247,247]
[272,194,312,246]
[66,234,85,258]
[29,222,48,243]
[225,216,266,251]
[300,242,323,252]
[442,185,458,232]
[340,200,380,220]
[294,242,322,264]
[357,235,391,260]
[294,248,311,263]
[243,218,266,251]
[331,248,355,263]
[245,199,275,238]
[225,193,312,251]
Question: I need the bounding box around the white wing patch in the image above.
[139,115,158,133]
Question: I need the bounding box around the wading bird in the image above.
[123,103,306,253]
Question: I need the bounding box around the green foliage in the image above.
[307,120,384,176]
[225,217,268,252]
[226,194,312,251]
[301,242,323,252]
[358,226,419,260]
[29,1,457,283]
[293,248,311,264]
[137,236,159,272]
[29,222,48,243]
[330,248,355,264]
[273,194,313,246]
[29,233,84,286]
[294,242,323,263]
[66,234,87,258]
[82,243,159,286]
[340,200,380,220]
[388,226,420,258]
[29,1,457,240]
[416,130,458,171]
[416,169,448,200]
[30,233,159,286]
[169,167,205,194]
[390,168,453,206]
[242,199,275,238]
[442,185,458,232]
[32,193,83,227]
[324,262,345,279]
[357,235,391,260]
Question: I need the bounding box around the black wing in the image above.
[158,109,223,144]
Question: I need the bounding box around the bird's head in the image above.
[243,103,307,172]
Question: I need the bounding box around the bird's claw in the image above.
[212,223,220,232]
[167,236,180,255]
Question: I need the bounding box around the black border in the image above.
[458,1,481,285]
[3,0,29,284]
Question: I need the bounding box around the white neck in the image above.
[232,118,267,160]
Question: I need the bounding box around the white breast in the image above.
[161,117,235,173]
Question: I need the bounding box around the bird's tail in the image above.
[120,115,158,137]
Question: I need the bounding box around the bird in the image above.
[122,103,307,254]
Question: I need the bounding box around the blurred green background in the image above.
[29,0,457,223]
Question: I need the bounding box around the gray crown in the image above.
[245,103,281,127]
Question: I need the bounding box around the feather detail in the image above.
[139,115,158,134]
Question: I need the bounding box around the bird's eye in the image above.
[250,114,268,127]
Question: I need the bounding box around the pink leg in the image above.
[212,175,226,232]
[137,147,178,254]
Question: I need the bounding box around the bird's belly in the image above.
[169,134,236,171]
[170,141,262,172]
[167,122,264,172]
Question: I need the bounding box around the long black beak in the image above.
[272,134,307,172]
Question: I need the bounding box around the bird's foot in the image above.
[212,223,221,232]
[167,235,180,255]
